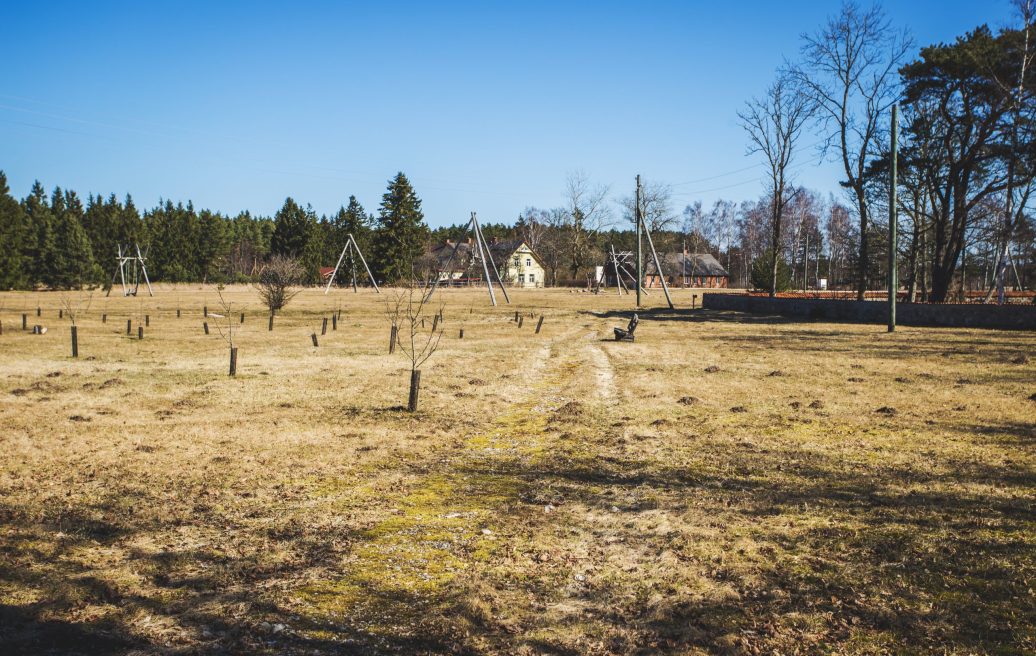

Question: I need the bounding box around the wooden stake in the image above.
[268,314,274,331]
[408,369,421,411]
[59,309,63,319]
[320,317,328,335]
[36,306,41,317]
[518,316,524,328]
[22,313,27,330]
[204,306,208,317]
[145,314,150,327]
[203,322,209,335]
[332,313,337,330]
[126,319,132,335]
[432,314,439,332]
[240,312,245,324]
[138,326,144,340]
[71,326,77,357]
[535,315,544,334]
[102,313,107,324]
[229,347,238,376]
[459,328,464,339]
[514,310,519,322]
[389,325,397,354]
[311,333,319,347]
[177,308,181,318]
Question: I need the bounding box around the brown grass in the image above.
[0,285,1034,654]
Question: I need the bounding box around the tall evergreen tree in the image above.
[23,181,56,287]
[0,171,28,289]
[51,188,97,289]
[372,173,429,282]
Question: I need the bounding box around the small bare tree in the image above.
[386,280,444,411]
[211,284,242,376]
[60,291,93,358]
[257,255,302,315]
[739,75,814,297]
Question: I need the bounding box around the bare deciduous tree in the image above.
[562,171,612,280]
[790,1,912,300]
[386,281,444,411]
[256,255,302,315]
[739,75,815,296]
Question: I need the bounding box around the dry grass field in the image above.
[1,285,1034,655]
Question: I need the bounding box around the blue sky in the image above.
[0,1,1020,227]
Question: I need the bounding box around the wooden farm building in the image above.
[645,252,729,288]
[428,238,546,288]
[603,250,729,289]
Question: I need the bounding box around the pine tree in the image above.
[23,181,56,288]
[271,198,321,282]
[0,171,28,289]
[372,173,429,283]
[51,188,97,289]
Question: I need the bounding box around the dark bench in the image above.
[614,313,638,342]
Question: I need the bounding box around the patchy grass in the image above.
[0,285,1033,654]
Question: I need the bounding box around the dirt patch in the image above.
[847,377,865,383]
[876,406,898,416]
[730,406,748,413]
[550,401,586,423]
[9,388,28,396]
[68,415,91,422]
[767,370,784,377]
[704,365,720,373]
[789,401,802,409]
[1010,354,1029,364]
[677,396,699,406]
[808,400,825,409]
[468,378,487,386]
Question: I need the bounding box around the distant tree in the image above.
[257,255,303,314]
[50,188,97,289]
[739,75,814,297]
[751,250,792,292]
[372,172,429,283]
[0,172,29,289]
[790,2,912,300]
[23,181,57,288]
[327,196,373,285]
[562,171,612,280]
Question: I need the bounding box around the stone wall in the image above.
[702,294,1036,330]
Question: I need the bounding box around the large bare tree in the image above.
[562,171,612,281]
[739,75,815,297]
[790,2,912,300]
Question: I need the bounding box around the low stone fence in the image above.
[702,294,1036,330]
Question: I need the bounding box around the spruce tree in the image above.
[51,189,97,289]
[23,181,56,288]
[372,173,429,283]
[0,172,28,289]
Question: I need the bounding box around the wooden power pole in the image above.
[888,104,898,333]
[635,175,643,308]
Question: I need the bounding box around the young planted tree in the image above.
[386,281,444,411]
[739,75,814,297]
[59,291,94,358]
[257,255,302,316]
[211,285,242,376]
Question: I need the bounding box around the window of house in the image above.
[513,257,519,267]
[526,258,531,267]
[529,273,535,282]
[518,274,525,283]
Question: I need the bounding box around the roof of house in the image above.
[644,253,729,277]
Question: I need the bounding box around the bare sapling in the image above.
[387,280,444,412]
[211,285,241,376]
[60,291,94,358]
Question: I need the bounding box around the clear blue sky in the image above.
[0,1,1020,227]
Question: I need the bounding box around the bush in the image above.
[257,256,302,314]
[751,251,792,293]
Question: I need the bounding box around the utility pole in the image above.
[635,175,643,308]
[888,104,898,332]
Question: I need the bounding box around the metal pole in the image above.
[474,216,510,304]
[642,214,675,310]
[471,213,497,306]
[888,104,898,332]
[350,234,380,293]
[635,175,642,307]
[324,241,350,294]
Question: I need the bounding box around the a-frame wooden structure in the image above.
[424,212,510,306]
[323,233,380,294]
[107,243,153,297]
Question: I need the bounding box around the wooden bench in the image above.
[614,313,638,342]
